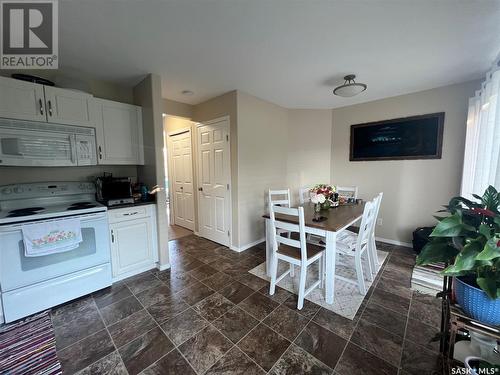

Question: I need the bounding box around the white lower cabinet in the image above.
[108,204,158,281]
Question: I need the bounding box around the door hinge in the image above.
[226,134,229,141]
[226,184,229,190]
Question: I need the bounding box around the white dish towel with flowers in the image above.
[22,218,83,257]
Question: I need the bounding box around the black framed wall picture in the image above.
[349,112,445,161]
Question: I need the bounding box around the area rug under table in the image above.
[0,311,61,375]
[249,250,389,320]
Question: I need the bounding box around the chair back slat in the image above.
[356,200,376,248]
[273,220,299,233]
[271,199,290,206]
[276,235,301,248]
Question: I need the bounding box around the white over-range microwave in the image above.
[0,118,97,167]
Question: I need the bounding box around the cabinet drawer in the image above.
[108,206,149,223]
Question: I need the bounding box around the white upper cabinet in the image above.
[92,98,144,165]
[0,76,93,126]
[44,86,93,127]
[0,76,46,122]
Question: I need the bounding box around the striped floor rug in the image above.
[0,311,61,375]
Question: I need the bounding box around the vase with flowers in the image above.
[309,184,336,210]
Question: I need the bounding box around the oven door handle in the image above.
[0,212,108,231]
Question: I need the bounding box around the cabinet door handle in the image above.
[39,99,44,115]
[48,100,53,116]
[111,230,115,243]
[98,145,103,160]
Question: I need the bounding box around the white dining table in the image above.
[263,203,364,304]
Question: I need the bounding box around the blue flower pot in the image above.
[454,277,500,326]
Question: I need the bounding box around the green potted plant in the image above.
[416,185,500,326]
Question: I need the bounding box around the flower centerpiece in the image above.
[309,184,336,210]
[416,185,500,326]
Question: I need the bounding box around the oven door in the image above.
[0,212,110,291]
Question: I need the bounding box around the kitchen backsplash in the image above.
[0,165,138,185]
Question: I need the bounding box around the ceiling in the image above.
[59,0,500,108]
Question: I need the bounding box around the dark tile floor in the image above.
[50,235,443,375]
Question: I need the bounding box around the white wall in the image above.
[286,109,332,205]
[331,80,480,244]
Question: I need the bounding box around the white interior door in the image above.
[169,130,195,230]
[197,118,231,246]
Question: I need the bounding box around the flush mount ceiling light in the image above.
[181,90,194,96]
[333,74,367,97]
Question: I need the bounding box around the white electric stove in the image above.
[0,182,112,322]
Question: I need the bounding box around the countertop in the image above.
[106,200,156,210]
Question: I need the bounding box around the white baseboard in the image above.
[112,263,157,283]
[375,236,413,248]
[230,237,265,253]
[156,263,171,271]
[194,231,200,236]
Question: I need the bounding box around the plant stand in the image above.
[439,275,500,373]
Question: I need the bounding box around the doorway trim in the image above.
[196,115,232,248]
[167,125,196,231]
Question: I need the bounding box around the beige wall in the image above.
[163,98,194,119]
[237,91,289,247]
[331,80,480,244]
[133,74,169,268]
[286,109,332,205]
[164,115,193,133]
[162,81,478,249]
[193,91,239,247]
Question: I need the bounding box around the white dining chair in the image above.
[269,205,325,310]
[334,199,376,295]
[344,192,383,277]
[299,187,312,204]
[336,186,358,200]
